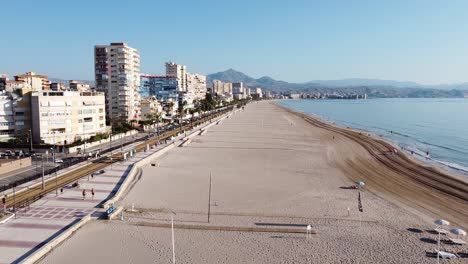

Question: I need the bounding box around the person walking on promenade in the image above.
[82,189,86,200]
[91,188,95,199]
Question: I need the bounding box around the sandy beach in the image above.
[40,101,468,264]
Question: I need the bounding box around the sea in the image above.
[279,98,468,176]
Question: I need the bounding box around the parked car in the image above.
[54,159,64,163]
[4,150,13,156]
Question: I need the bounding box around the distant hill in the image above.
[207,69,466,98]
[207,69,468,90]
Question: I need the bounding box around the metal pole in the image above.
[13,185,16,219]
[41,155,45,190]
[208,172,212,223]
[83,120,86,158]
[29,129,33,153]
[110,132,113,170]
[53,133,57,196]
[171,213,176,264]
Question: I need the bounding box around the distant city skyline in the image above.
[1,0,468,85]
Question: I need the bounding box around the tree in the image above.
[178,100,188,132]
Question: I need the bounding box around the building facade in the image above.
[165,62,187,92]
[186,73,207,100]
[0,91,32,142]
[95,42,140,124]
[212,80,233,95]
[140,75,179,101]
[69,80,91,92]
[50,82,66,91]
[232,82,245,99]
[140,98,162,121]
[30,91,106,145]
[14,72,50,91]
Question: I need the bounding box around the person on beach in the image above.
[91,188,94,199]
[82,189,86,200]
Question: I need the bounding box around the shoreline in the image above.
[275,101,468,230]
[279,100,468,178]
[278,101,468,182]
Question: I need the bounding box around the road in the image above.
[0,132,150,190]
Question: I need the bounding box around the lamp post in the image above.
[29,128,33,153]
[83,120,86,158]
[41,154,45,190]
[52,132,57,196]
[171,211,176,264]
[109,131,113,170]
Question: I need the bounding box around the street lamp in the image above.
[28,128,33,153]
[52,131,58,196]
[41,154,45,190]
[171,211,176,264]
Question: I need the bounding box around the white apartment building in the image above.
[0,91,33,142]
[0,94,15,141]
[95,42,141,124]
[30,91,106,145]
[186,73,207,100]
[165,62,187,92]
[15,72,50,91]
[212,80,233,95]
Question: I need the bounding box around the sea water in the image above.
[279,98,468,175]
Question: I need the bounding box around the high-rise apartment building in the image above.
[212,80,233,95]
[186,73,207,100]
[94,42,140,124]
[165,62,187,92]
[232,82,245,99]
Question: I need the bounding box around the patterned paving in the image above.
[17,207,94,220]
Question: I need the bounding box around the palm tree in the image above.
[178,100,188,133]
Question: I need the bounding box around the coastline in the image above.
[278,100,468,178]
[275,101,468,230]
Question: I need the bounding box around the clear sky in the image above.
[1,0,467,84]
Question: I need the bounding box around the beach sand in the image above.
[40,101,467,264]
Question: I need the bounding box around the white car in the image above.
[54,159,64,163]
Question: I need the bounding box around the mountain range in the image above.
[49,69,468,98]
[206,69,468,92]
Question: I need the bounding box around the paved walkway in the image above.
[0,116,225,264]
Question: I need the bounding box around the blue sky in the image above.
[1,0,467,84]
